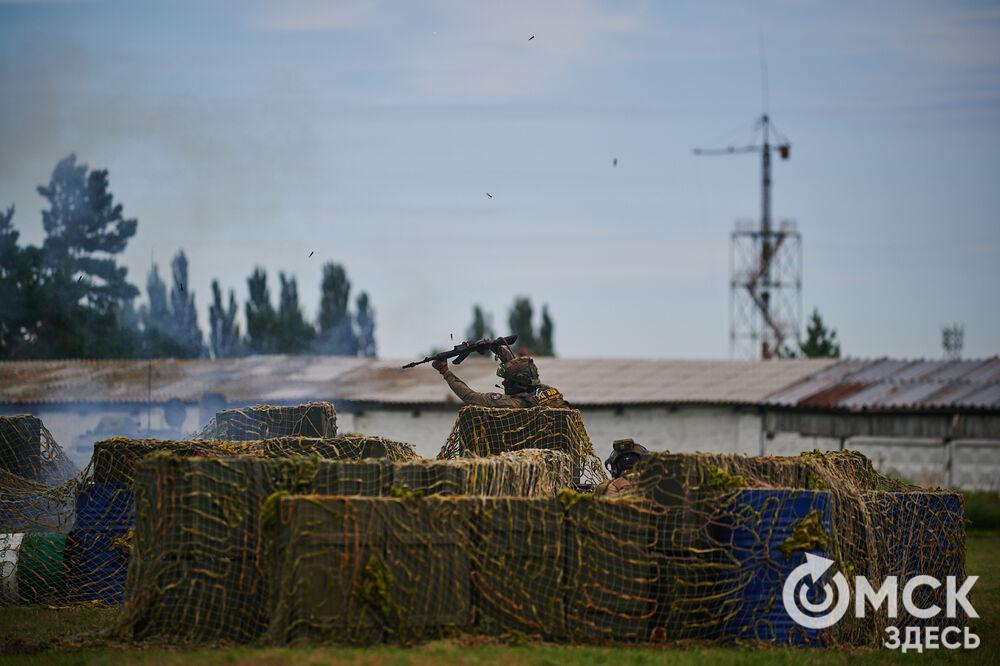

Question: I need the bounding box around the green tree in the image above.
[506,296,556,356]
[355,292,376,358]
[0,205,44,358]
[537,304,555,356]
[779,308,841,358]
[245,267,279,354]
[27,154,142,358]
[167,251,205,357]
[316,262,357,355]
[465,305,495,341]
[139,251,204,358]
[276,272,316,354]
[38,154,139,313]
[209,279,241,358]
[139,263,171,355]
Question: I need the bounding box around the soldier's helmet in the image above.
[496,356,540,387]
[604,438,650,479]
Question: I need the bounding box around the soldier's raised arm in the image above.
[432,358,524,408]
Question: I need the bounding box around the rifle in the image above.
[402,335,517,369]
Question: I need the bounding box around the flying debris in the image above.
[309,251,314,258]
[613,158,618,167]
[486,193,493,198]
[179,283,185,293]
[529,35,535,40]
[77,276,83,282]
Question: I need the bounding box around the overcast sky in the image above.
[1,0,998,360]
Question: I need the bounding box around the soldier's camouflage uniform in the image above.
[440,344,570,409]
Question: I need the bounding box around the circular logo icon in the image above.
[782,553,851,629]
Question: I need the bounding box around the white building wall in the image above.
[338,408,459,460]
[6,402,998,489]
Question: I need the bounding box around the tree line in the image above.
[0,155,376,360]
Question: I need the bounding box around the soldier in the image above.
[594,438,649,497]
[431,339,569,408]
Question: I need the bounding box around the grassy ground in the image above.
[2,532,997,665]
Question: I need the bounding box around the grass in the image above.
[963,490,1000,531]
[2,532,997,665]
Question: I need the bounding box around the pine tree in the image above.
[29,154,142,358]
[0,205,44,358]
[779,308,841,358]
[799,308,841,358]
[38,154,139,313]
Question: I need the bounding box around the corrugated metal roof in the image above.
[0,356,836,407]
[4,356,996,410]
[765,357,1000,410]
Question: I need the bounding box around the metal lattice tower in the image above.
[696,113,801,359]
[729,218,802,359]
[942,323,964,360]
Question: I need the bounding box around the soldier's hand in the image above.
[431,358,449,374]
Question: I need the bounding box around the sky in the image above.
[1,0,998,361]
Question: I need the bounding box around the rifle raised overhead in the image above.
[401,335,517,369]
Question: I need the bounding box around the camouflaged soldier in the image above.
[432,339,569,408]
[594,439,649,497]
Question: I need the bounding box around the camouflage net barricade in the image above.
[0,415,76,485]
[2,410,969,651]
[115,449,578,642]
[245,435,418,462]
[0,423,422,609]
[634,451,967,646]
[200,402,338,441]
[438,406,606,486]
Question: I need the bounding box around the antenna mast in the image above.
[694,54,800,359]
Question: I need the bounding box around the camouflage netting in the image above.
[0,404,427,608]
[2,405,969,650]
[1,415,76,485]
[199,402,339,440]
[438,406,606,486]
[633,451,967,645]
[114,450,577,642]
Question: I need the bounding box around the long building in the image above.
[1,356,998,488]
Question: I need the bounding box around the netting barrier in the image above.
[115,450,577,643]
[1,406,969,650]
[0,404,422,608]
[200,402,339,440]
[438,406,606,486]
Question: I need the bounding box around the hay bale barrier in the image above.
[213,403,339,441]
[0,406,971,652]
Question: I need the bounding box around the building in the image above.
[1,356,998,488]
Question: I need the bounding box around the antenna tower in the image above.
[942,323,964,360]
[695,58,801,359]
